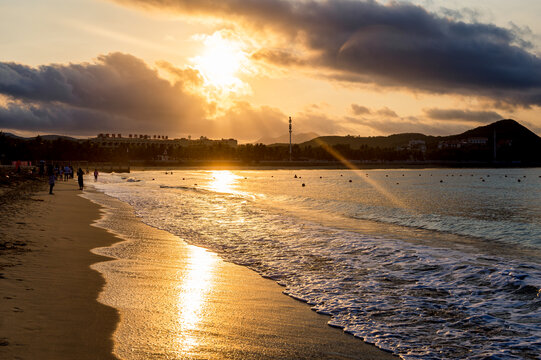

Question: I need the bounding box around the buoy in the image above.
[440,180,443,183]
[349,179,352,183]
[302,183,305,187]
[518,179,521,182]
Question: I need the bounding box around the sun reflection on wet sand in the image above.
[175,246,218,355]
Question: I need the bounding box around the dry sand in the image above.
[1,180,396,359]
[0,181,118,359]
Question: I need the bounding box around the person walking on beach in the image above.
[77,168,84,190]
[47,164,55,194]
[94,169,99,181]
[64,165,71,181]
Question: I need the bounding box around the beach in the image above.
[0,180,396,359]
[0,180,118,360]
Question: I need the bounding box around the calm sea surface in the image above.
[92,168,541,359]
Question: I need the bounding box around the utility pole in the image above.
[289,116,292,161]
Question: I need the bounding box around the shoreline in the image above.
[1,180,397,359]
[85,187,398,359]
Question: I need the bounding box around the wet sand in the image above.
[1,180,396,359]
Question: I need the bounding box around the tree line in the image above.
[0,133,536,164]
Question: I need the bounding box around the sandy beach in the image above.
[0,180,118,359]
[0,179,396,359]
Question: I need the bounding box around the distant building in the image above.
[467,137,488,145]
[438,137,489,149]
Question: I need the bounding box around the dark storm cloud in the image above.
[0,53,207,134]
[424,108,503,123]
[115,0,541,107]
[0,101,128,135]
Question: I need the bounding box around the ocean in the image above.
[89,168,541,359]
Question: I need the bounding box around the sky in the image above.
[1,0,541,142]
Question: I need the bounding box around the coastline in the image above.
[1,179,397,359]
[86,187,398,359]
[0,181,118,360]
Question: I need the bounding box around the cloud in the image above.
[0,53,207,135]
[424,108,503,123]
[351,104,371,115]
[376,107,398,118]
[114,0,541,107]
[0,53,291,141]
[209,101,288,140]
[350,104,398,117]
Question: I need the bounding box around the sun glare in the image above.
[208,170,240,194]
[191,32,250,95]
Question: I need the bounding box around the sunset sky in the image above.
[1,0,541,142]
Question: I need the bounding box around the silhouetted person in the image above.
[77,168,84,190]
[47,164,55,195]
[94,169,99,181]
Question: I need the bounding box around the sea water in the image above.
[91,168,541,359]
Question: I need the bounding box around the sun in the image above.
[191,32,250,95]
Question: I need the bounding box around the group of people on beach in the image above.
[46,164,91,194]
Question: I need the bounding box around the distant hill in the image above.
[1,132,25,139]
[0,132,78,141]
[448,119,540,144]
[301,119,540,149]
[37,134,79,141]
[301,133,435,149]
[299,119,541,162]
[256,132,319,145]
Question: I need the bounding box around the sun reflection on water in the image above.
[207,170,241,194]
[175,246,217,355]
